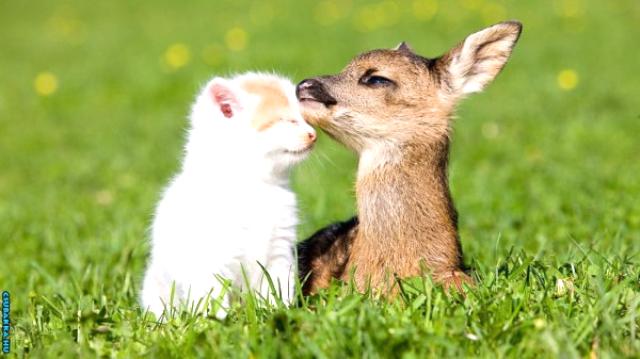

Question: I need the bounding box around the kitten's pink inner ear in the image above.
[209,83,239,119]
[220,103,233,118]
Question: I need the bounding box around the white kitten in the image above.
[141,72,316,319]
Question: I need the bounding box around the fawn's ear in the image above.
[208,79,242,118]
[442,21,522,95]
[393,41,413,53]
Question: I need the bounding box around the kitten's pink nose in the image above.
[307,131,317,143]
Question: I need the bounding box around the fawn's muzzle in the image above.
[296,79,337,107]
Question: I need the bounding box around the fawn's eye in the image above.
[360,73,395,87]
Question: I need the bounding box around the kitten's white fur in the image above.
[141,72,315,319]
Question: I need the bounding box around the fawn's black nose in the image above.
[297,79,318,91]
[296,78,337,106]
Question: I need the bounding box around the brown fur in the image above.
[297,21,522,294]
[350,140,463,290]
[240,79,291,131]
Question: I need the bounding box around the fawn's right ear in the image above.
[208,79,242,118]
[441,21,522,96]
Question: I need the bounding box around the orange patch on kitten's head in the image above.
[240,78,292,132]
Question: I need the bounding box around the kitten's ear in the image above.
[208,79,241,119]
[440,20,522,96]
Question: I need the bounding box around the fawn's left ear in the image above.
[393,41,413,53]
[442,20,522,96]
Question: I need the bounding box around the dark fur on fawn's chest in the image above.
[297,217,358,295]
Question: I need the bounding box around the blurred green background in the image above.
[0,0,639,356]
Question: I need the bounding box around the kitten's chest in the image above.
[172,176,297,243]
[242,184,297,229]
[230,185,297,261]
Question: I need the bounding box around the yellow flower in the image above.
[95,189,114,206]
[49,14,86,44]
[353,2,398,32]
[556,0,584,18]
[533,318,546,329]
[34,72,58,96]
[225,27,248,51]
[164,43,191,70]
[353,5,379,32]
[314,1,344,26]
[557,69,579,91]
[379,1,400,26]
[412,0,438,21]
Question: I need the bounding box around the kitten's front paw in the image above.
[258,269,295,306]
[141,297,169,322]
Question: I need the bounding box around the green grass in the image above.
[1,0,639,357]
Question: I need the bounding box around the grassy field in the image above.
[1,0,639,357]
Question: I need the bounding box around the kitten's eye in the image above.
[285,118,297,125]
[360,75,394,87]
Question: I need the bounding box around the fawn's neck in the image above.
[354,138,463,271]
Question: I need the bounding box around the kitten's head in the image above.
[190,73,316,171]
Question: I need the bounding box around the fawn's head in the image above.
[297,21,522,153]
